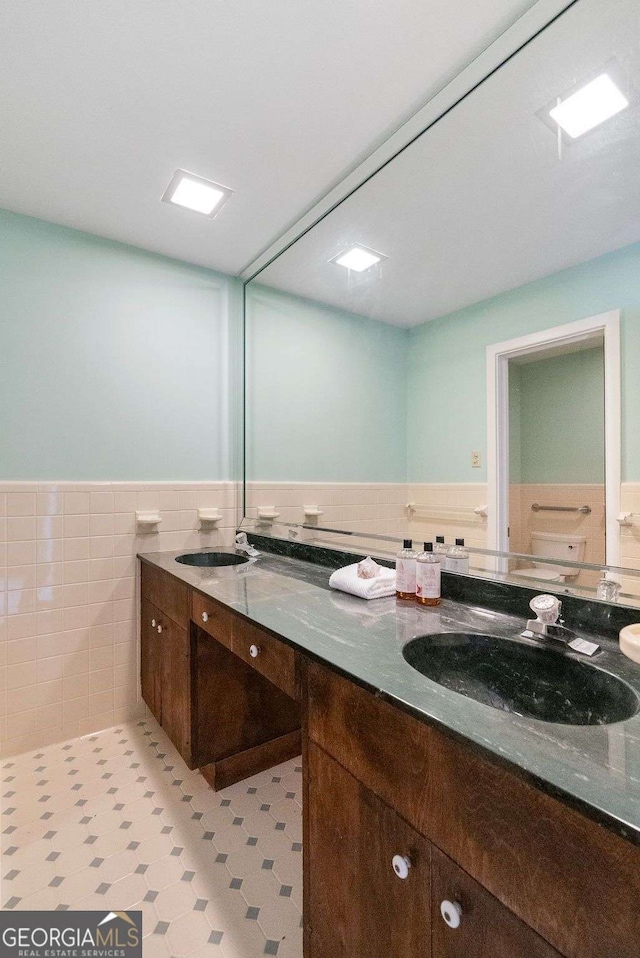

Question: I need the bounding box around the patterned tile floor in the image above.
[0,718,303,958]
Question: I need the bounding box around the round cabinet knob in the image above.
[440,900,462,929]
[201,611,209,623]
[151,619,156,628]
[249,644,261,658]
[391,855,411,880]
[157,624,163,634]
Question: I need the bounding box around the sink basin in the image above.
[402,633,639,726]
[175,551,249,568]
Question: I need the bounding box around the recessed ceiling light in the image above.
[161,169,233,217]
[330,245,387,272]
[549,73,628,139]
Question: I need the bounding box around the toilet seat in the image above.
[511,567,564,583]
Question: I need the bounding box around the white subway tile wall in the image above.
[3,478,638,758]
[0,482,239,758]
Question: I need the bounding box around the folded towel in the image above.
[329,562,396,600]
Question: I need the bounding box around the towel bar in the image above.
[531,503,591,515]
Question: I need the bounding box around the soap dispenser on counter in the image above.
[396,539,417,600]
[416,542,441,607]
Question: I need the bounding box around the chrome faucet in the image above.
[524,594,600,656]
[235,532,261,557]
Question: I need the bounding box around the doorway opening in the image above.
[486,311,621,576]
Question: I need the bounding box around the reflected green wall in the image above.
[509,348,605,484]
[408,240,640,483]
[0,208,240,480]
[246,286,408,482]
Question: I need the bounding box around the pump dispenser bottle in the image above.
[396,539,417,600]
[416,542,441,606]
[434,535,448,560]
[447,538,469,573]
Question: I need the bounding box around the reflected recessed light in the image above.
[161,169,233,216]
[549,73,628,139]
[330,245,387,272]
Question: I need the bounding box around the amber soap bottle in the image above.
[416,542,442,606]
[395,539,417,600]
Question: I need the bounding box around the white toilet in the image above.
[511,531,586,583]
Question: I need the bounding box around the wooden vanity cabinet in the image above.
[158,613,191,761]
[305,739,561,958]
[306,741,431,958]
[305,658,640,958]
[193,623,301,790]
[141,559,640,958]
[140,596,162,724]
[140,565,192,765]
[140,559,301,785]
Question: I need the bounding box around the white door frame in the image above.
[486,310,621,571]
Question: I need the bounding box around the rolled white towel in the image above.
[329,562,396,600]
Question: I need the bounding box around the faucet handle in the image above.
[529,594,561,625]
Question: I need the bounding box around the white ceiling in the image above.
[0,0,537,277]
[257,0,640,325]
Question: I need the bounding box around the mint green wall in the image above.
[509,365,522,484]
[509,348,605,484]
[408,241,640,483]
[0,208,240,480]
[246,286,408,482]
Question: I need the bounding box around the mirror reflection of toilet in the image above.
[511,531,586,583]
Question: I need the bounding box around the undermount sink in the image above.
[402,632,639,726]
[175,551,249,568]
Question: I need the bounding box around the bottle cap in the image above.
[424,542,433,552]
[455,538,465,546]
[403,539,412,549]
[436,535,445,544]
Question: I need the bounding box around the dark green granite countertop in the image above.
[138,546,640,845]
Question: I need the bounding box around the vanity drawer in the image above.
[141,561,189,629]
[306,660,434,835]
[192,591,234,650]
[232,617,299,700]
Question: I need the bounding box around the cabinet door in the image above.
[159,615,191,763]
[431,848,561,958]
[307,741,431,958]
[140,597,162,724]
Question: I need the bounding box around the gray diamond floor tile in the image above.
[0,719,303,956]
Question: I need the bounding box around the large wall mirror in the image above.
[243,0,640,605]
